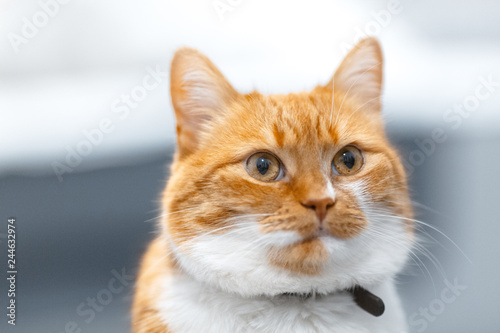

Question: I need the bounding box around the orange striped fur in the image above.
[132,38,413,332]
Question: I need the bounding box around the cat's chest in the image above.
[156,276,408,333]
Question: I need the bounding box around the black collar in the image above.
[281,285,385,317]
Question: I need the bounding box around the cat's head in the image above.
[162,38,413,296]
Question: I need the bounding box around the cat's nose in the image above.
[301,197,335,222]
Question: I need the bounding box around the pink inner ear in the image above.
[333,38,383,113]
[170,47,238,157]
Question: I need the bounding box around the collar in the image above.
[280,285,385,317]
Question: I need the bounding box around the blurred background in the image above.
[1,0,499,332]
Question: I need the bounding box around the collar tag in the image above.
[349,286,385,317]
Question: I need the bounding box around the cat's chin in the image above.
[174,258,388,299]
[168,232,408,299]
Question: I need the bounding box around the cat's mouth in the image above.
[310,227,334,238]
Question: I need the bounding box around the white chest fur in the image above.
[157,275,409,333]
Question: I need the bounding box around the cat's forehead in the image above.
[267,93,337,147]
[229,89,378,151]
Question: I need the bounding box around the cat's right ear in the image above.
[170,48,238,158]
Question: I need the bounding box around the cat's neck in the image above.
[281,285,385,317]
[157,269,408,333]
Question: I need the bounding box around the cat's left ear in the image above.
[170,47,239,158]
[328,37,383,114]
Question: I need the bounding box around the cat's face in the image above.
[163,38,413,296]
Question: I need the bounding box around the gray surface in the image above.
[1,131,500,332]
[0,156,171,333]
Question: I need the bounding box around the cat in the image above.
[132,37,414,333]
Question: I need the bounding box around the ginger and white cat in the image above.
[132,37,414,333]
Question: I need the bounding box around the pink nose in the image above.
[301,197,335,222]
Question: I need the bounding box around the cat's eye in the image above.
[332,146,364,175]
[246,152,282,182]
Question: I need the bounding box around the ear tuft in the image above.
[170,47,238,157]
[331,37,383,113]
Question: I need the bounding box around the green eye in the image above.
[332,146,364,175]
[246,152,282,182]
